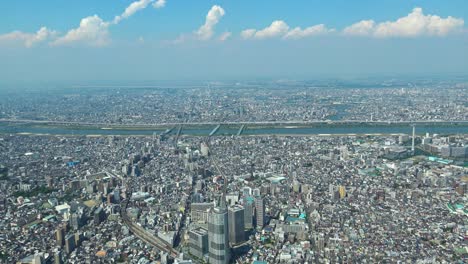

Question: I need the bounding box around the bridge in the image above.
[176,125,183,138]
[237,124,245,136]
[161,126,175,136]
[174,125,183,145]
[121,201,179,258]
[209,124,221,137]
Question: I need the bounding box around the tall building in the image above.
[54,250,63,264]
[314,233,325,252]
[292,180,301,193]
[340,146,349,160]
[74,232,82,247]
[329,184,340,201]
[65,234,75,254]
[200,143,210,157]
[46,176,53,188]
[70,213,82,230]
[255,197,265,229]
[243,197,254,230]
[94,207,106,225]
[338,186,346,199]
[106,193,113,204]
[188,228,209,259]
[228,205,245,245]
[113,188,121,203]
[56,227,65,247]
[208,207,230,264]
[329,184,335,199]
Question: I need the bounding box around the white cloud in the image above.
[52,15,110,47]
[153,0,166,9]
[1,0,167,48]
[196,5,225,40]
[0,27,56,47]
[114,0,153,24]
[240,29,256,39]
[218,32,232,41]
[54,0,165,46]
[343,20,375,36]
[242,20,333,40]
[344,7,464,37]
[284,24,334,39]
[255,20,289,39]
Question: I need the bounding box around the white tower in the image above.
[411,125,416,154]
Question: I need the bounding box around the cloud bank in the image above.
[241,21,333,40]
[0,5,465,48]
[0,27,56,47]
[285,24,334,39]
[53,0,168,46]
[52,15,110,47]
[344,7,464,37]
[0,0,167,47]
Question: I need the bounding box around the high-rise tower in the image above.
[56,227,65,247]
[228,205,245,245]
[208,207,230,264]
[255,197,265,229]
[244,197,254,229]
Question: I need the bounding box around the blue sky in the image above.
[0,0,467,82]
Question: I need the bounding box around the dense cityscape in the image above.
[0,82,467,263]
[0,81,467,125]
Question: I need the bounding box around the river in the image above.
[1,122,468,136]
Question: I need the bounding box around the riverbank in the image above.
[1,121,468,136]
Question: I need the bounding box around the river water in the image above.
[1,122,467,136]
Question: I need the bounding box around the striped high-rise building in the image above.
[243,197,254,230]
[208,207,230,264]
[255,197,265,229]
